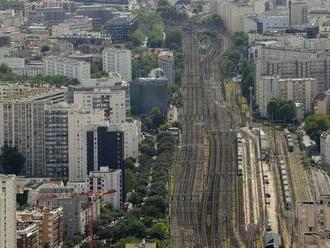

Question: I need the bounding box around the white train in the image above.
[237,133,245,176]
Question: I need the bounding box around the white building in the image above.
[68,108,105,181]
[74,88,126,124]
[43,55,91,80]
[0,87,67,177]
[321,131,330,167]
[51,15,93,37]
[167,105,178,123]
[0,174,17,248]
[87,167,122,208]
[102,48,132,82]
[256,76,318,117]
[158,51,175,85]
[123,118,141,159]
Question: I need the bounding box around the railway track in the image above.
[171,24,239,247]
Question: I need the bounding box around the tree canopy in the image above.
[267,98,296,123]
[304,113,330,147]
[0,145,25,175]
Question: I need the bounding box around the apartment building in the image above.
[74,88,126,124]
[122,118,141,159]
[18,208,64,248]
[289,1,308,27]
[102,48,132,81]
[87,167,122,208]
[43,55,91,80]
[0,174,17,248]
[158,51,175,85]
[0,88,66,177]
[256,56,330,93]
[68,108,105,181]
[44,103,70,179]
[16,220,39,248]
[256,76,318,117]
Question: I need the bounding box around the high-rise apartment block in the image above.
[102,48,132,82]
[0,87,66,177]
[321,131,330,167]
[256,76,318,117]
[158,51,175,85]
[289,1,308,27]
[68,108,105,181]
[0,174,17,248]
[43,55,91,80]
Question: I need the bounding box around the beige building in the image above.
[18,207,64,248]
[289,1,308,27]
[158,51,175,85]
[16,220,39,248]
[297,196,330,247]
[0,174,17,248]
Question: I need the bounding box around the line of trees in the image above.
[267,98,296,123]
[304,113,330,147]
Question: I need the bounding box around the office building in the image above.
[68,108,105,181]
[43,55,91,80]
[130,77,168,115]
[321,131,330,167]
[104,13,137,44]
[16,220,39,248]
[122,118,141,159]
[102,48,132,81]
[88,167,122,208]
[18,207,64,248]
[0,174,17,248]
[74,88,126,124]
[158,51,175,85]
[0,88,66,177]
[86,124,125,200]
[289,1,308,27]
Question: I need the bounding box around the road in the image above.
[170,24,239,247]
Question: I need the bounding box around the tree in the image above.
[91,71,108,79]
[163,28,182,50]
[128,192,143,206]
[232,32,248,48]
[113,236,141,248]
[43,242,51,248]
[0,63,11,74]
[304,113,330,147]
[125,169,136,193]
[267,98,296,123]
[158,0,169,7]
[0,145,25,175]
[149,107,166,129]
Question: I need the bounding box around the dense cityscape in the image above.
[1,0,330,247]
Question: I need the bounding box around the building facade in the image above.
[130,78,168,115]
[158,51,175,85]
[0,174,17,248]
[43,55,91,80]
[0,89,66,177]
[74,89,126,124]
[88,167,122,208]
[68,108,105,181]
[16,221,39,248]
[102,48,132,82]
[321,131,330,167]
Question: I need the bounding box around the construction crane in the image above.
[36,190,117,248]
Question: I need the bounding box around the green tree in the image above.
[232,32,248,48]
[0,63,11,74]
[114,236,141,248]
[0,145,25,175]
[149,107,166,129]
[91,71,108,79]
[43,242,51,248]
[267,98,296,123]
[304,113,330,147]
[240,61,255,98]
[163,28,182,50]
[125,169,136,193]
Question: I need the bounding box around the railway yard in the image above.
[170,20,330,248]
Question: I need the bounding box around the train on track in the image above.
[284,129,294,152]
[236,133,245,176]
[279,159,292,210]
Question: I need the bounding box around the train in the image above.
[236,133,245,176]
[279,159,292,210]
[284,129,294,152]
